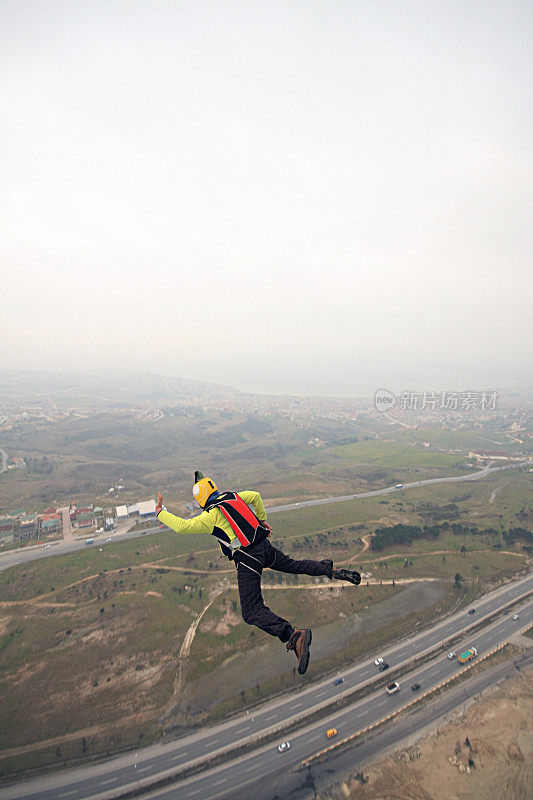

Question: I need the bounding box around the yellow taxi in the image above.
[326,728,338,738]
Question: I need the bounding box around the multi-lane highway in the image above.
[136,608,533,800]
[2,572,531,800]
[217,649,533,800]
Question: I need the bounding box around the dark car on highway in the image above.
[411,682,421,691]
[468,608,476,614]
[333,677,344,686]
[378,662,389,672]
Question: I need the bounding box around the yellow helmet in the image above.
[192,471,218,508]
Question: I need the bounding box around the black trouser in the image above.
[234,539,332,643]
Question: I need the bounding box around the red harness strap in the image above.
[216,493,263,547]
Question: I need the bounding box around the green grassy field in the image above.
[331,438,466,470]
[396,426,528,455]
[359,549,524,583]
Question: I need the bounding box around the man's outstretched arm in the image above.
[155,492,215,535]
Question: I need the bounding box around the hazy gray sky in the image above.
[2,1,532,395]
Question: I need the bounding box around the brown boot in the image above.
[286,629,312,675]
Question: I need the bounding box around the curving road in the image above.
[1,572,531,800]
[268,459,533,513]
[1,460,531,574]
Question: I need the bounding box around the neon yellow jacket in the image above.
[156,490,267,548]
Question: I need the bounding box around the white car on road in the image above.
[277,741,291,753]
[374,657,384,666]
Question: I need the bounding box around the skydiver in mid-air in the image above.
[155,472,361,675]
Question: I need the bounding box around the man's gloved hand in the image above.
[260,520,272,536]
[155,492,163,515]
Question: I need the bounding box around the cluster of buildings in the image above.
[1,510,50,545]
[0,498,157,548]
[0,507,61,544]
[0,407,95,432]
[2,384,531,433]
[4,456,26,470]
[0,506,97,547]
[467,450,518,465]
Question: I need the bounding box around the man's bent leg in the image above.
[266,541,333,578]
[237,561,294,643]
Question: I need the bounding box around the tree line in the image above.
[370,521,532,552]
[371,523,441,551]
[502,527,533,546]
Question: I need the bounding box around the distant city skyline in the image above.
[2,1,532,396]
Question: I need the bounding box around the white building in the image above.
[137,500,157,516]
[115,500,156,519]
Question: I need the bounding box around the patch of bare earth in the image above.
[0,613,11,638]
[335,666,533,800]
[161,581,231,720]
[200,599,241,636]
